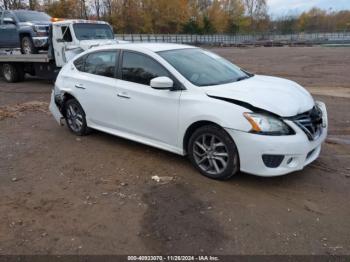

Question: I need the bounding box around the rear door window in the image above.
[73,55,86,71]
[83,51,118,78]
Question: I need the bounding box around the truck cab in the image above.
[52,20,117,67]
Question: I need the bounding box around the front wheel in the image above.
[21,36,38,54]
[188,125,239,180]
[64,99,90,136]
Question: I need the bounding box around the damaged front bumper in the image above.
[49,90,64,126]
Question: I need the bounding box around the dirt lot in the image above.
[0,46,349,255]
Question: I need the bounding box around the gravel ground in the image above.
[0,46,349,255]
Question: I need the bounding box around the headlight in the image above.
[243,112,294,135]
[33,25,48,34]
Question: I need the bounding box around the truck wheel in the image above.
[1,64,24,83]
[21,36,38,54]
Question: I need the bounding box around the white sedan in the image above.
[50,43,328,179]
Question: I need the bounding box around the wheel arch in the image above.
[60,92,80,117]
[182,120,223,154]
[19,32,32,40]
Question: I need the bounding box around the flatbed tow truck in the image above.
[0,19,120,83]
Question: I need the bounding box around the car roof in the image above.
[92,43,196,53]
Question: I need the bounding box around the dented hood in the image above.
[204,75,315,117]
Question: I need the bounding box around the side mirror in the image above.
[3,17,16,24]
[150,76,173,90]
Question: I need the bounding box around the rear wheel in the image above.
[1,63,24,83]
[188,125,239,180]
[21,36,38,54]
[64,99,90,136]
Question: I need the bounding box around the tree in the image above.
[2,0,25,9]
[182,17,201,34]
[202,15,215,33]
[243,0,269,31]
[29,0,37,10]
[223,0,245,33]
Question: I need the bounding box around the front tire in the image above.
[21,36,38,54]
[64,99,90,136]
[188,125,239,180]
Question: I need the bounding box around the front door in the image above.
[115,50,181,149]
[52,24,75,67]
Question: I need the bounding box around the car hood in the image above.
[78,39,119,50]
[18,21,51,26]
[203,75,314,117]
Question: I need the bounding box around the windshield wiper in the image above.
[236,76,249,82]
[240,69,255,77]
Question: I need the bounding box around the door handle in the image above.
[75,84,85,89]
[117,92,130,99]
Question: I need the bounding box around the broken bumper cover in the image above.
[49,91,64,126]
[226,126,327,177]
[225,102,328,177]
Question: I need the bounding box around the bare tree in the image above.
[29,0,37,10]
[2,0,24,9]
[94,0,101,19]
[244,0,268,31]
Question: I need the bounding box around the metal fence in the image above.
[116,32,350,46]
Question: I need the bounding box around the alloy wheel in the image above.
[66,104,84,133]
[192,134,230,175]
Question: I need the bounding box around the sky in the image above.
[267,0,350,17]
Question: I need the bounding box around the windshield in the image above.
[73,23,114,40]
[14,11,51,22]
[158,48,251,86]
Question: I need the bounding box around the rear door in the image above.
[69,50,121,128]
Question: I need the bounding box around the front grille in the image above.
[290,106,323,141]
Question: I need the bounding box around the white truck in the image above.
[0,19,122,82]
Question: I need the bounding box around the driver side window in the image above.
[61,26,72,42]
[121,51,169,86]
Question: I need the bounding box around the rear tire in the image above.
[1,63,24,83]
[64,99,90,136]
[21,36,38,54]
[188,125,240,180]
